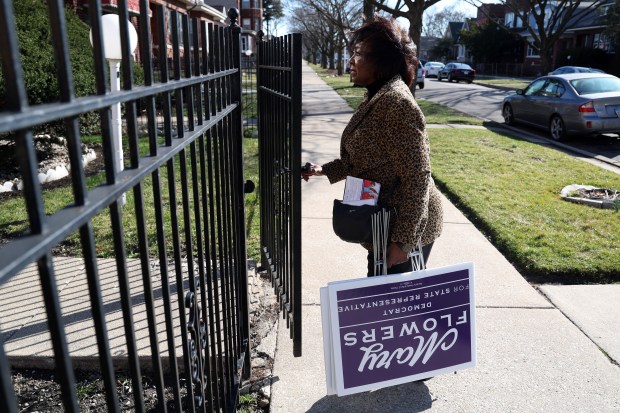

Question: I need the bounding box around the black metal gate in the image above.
[257,32,302,356]
[0,1,251,411]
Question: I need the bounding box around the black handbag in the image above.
[332,199,381,244]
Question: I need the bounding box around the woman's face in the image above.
[349,42,376,87]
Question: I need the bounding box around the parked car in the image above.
[437,63,476,83]
[501,73,620,141]
[423,61,445,78]
[416,61,426,89]
[548,66,605,75]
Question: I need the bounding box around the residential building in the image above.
[445,21,470,62]
[458,1,617,75]
[66,0,229,63]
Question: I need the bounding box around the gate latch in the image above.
[244,180,255,193]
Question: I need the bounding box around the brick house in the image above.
[459,1,617,76]
[66,0,230,63]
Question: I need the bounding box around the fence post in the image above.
[228,7,252,380]
[290,33,302,357]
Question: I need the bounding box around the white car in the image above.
[416,61,426,89]
[423,61,445,78]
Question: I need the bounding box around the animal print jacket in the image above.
[322,75,443,249]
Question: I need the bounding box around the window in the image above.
[571,77,620,95]
[167,9,184,45]
[242,36,248,51]
[526,43,539,57]
[242,18,251,29]
[515,13,524,28]
[524,79,547,96]
[593,33,614,53]
[505,12,514,27]
[242,0,250,8]
[541,79,565,97]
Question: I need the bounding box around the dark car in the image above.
[437,63,476,83]
[502,73,620,141]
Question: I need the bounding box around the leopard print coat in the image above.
[322,75,443,249]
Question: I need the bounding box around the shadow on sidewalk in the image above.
[305,381,432,413]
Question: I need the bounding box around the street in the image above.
[416,77,620,166]
[416,78,510,123]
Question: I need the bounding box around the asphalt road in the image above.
[416,78,510,123]
[416,77,620,165]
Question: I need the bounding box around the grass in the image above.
[474,78,531,90]
[0,135,262,262]
[429,128,620,283]
[308,63,483,126]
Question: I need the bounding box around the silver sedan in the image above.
[501,73,620,141]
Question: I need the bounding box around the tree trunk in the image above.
[540,45,554,75]
[407,9,423,98]
[363,0,374,20]
[336,38,343,76]
[329,42,336,70]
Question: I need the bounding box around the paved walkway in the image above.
[268,62,620,412]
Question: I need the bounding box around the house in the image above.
[65,0,261,63]
[456,0,617,75]
[237,0,263,53]
[445,21,470,62]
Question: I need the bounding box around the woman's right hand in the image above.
[301,162,323,181]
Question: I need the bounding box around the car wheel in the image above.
[502,104,514,126]
[437,74,442,81]
[448,74,453,82]
[419,82,425,89]
[549,115,567,141]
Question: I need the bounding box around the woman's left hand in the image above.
[387,242,408,268]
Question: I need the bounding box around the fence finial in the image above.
[228,8,239,27]
[258,30,264,41]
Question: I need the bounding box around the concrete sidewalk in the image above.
[269,62,620,412]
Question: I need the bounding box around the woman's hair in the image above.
[349,16,418,87]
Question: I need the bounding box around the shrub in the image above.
[0,0,97,134]
[556,48,610,71]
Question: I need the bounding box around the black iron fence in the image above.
[0,1,252,411]
[241,52,258,138]
[257,32,303,356]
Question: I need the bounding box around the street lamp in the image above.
[89,14,138,205]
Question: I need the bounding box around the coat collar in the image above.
[342,75,404,137]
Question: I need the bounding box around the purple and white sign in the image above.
[321,263,476,396]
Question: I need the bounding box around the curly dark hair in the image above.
[349,16,418,87]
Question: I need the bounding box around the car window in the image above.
[524,79,548,96]
[571,77,620,94]
[540,79,565,97]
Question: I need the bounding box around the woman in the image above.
[305,16,443,276]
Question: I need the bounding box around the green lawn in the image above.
[474,78,531,90]
[0,136,262,262]
[429,128,620,283]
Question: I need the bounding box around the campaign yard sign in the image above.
[320,263,476,396]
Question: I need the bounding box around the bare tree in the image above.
[303,0,363,74]
[363,0,444,95]
[423,5,469,38]
[288,3,338,69]
[288,0,362,74]
[464,0,607,73]
[364,0,444,62]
